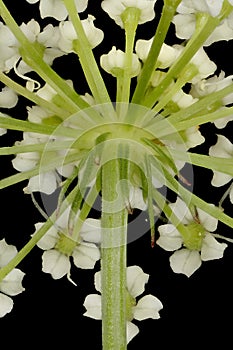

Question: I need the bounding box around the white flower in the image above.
[34,209,101,281]
[135,39,180,68]
[25,172,60,195]
[163,124,205,152]
[58,15,104,53]
[209,135,233,203]
[11,132,60,195]
[101,0,157,28]
[26,0,88,21]
[188,47,217,84]
[19,19,56,74]
[37,24,65,65]
[100,46,141,77]
[126,186,147,212]
[177,0,225,17]
[0,87,18,108]
[171,89,198,109]
[157,198,227,277]
[191,72,233,128]
[173,1,233,45]
[182,126,205,149]
[83,265,163,343]
[0,239,25,317]
[0,19,66,75]
[36,79,74,101]
[0,22,19,72]
[81,15,104,49]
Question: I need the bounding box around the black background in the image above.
[1,0,233,348]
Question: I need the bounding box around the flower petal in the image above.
[80,218,101,244]
[129,187,147,211]
[34,223,58,250]
[169,249,202,277]
[157,224,183,251]
[42,249,70,279]
[26,171,58,194]
[230,185,233,204]
[127,265,149,298]
[127,321,139,344]
[211,171,232,187]
[0,87,18,108]
[83,294,102,320]
[201,233,227,261]
[209,134,233,158]
[101,0,156,28]
[94,270,101,293]
[0,293,13,318]
[169,198,193,224]
[72,242,100,269]
[0,239,17,267]
[196,206,218,232]
[40,0,68,20]
[0,269,25,296]
[133,294,163,321]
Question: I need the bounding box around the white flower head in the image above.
[191,72,233,128]
[177,0,225,17]
[100,46,141,77]
[189,47,217,84]
[173,1,233,45]
[157,198,227,277]
[83,265,163,343]
[0,239,25,317]
[59,15,104,53]
[172,89,198,109]
[34,209,101,281]
[26,0,88,20]
[135,39,180,69]
[101,0,157,28]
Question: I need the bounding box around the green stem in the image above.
[63,0,114,111]
[0,140,73,155]
[155,105,233,139]
[169,149,233,177]
[175,106,233,131]
[118,8,140,120]
[101,159,128,350]
[71,181,100,241]
[143,81,233,131]
[144,13,219,108]
[145,156,155,246]
[132,1,180,104]
[0,114,80,138]
[152,186,192,242]
[0,72,69,119]
[0,150,86,190]
[151,64,197,114]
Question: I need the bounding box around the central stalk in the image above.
[101,158,128,350]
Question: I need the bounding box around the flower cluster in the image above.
[157,198,227,277]
[84,265,163,343]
